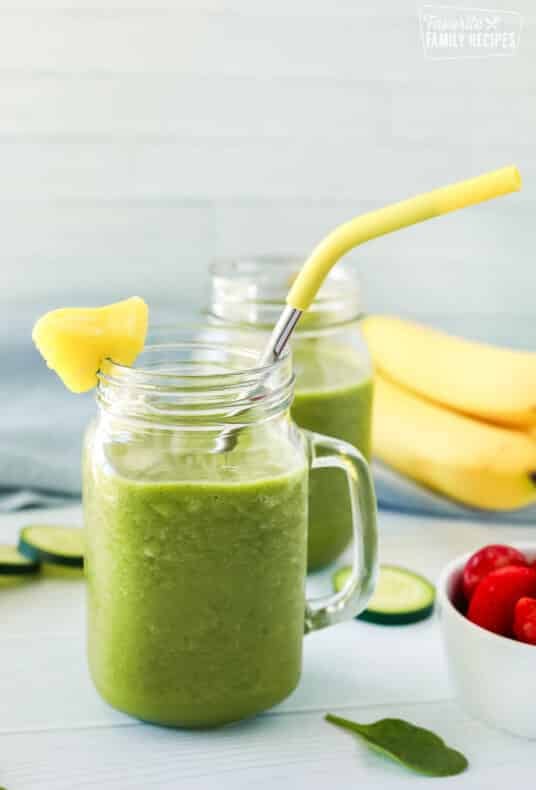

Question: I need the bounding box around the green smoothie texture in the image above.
[84,428,308,728]
[290,339,373,570]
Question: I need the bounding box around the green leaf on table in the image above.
[325,713,468,777]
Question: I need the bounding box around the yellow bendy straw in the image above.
[216,165,521,451]
[288,165,521,312]
[257,165,521,367]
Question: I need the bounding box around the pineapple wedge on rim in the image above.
[32,297,148,393]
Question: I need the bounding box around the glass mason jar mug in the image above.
[209,257,374,571]
[83,329,378,728]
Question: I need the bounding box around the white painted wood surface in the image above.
[0,0,534,326]
[1,505,535,788]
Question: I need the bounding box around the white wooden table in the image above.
[1,505,534,789]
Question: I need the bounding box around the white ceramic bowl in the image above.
[437,542,536,739]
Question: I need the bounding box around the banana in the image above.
[373,373,536,510]
[363,315,536,429]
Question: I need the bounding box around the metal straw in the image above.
[215,306,302,453]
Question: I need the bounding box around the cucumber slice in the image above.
[18,526,84,568]
[0,544,40,575]
[333,564,435,625]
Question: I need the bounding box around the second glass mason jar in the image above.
[83,328,377,728]
[208,257,374,570]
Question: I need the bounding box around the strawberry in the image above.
[462,544,527,601]
[513,597,536,645]
[467,565,536,637]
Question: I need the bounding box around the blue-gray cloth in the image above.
[3,307,536,524]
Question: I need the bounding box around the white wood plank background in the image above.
[0,0,533,328]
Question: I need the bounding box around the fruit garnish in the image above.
[32,297,148,393]
[513,597,536,644]
[462,544,527,601]
[466,565,536,637]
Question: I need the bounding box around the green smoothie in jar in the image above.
[83,335,378,728]
[84,434,308,728]
[291,339,373,569]
[208,258,373,570]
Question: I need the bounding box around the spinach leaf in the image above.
[326,713,468,777]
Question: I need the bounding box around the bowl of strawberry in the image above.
[437,543,536,738]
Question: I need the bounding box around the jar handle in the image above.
[304,431,378,633]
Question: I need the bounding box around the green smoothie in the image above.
[84,431,308,728]
[290,339,373,570]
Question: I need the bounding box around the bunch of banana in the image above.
[363,316,536,510]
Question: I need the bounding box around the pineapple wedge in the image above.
[32,297,148,393]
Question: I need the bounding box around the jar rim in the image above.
[96,330,294,428]
[99,340,291,389]
[209,255,362,327]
